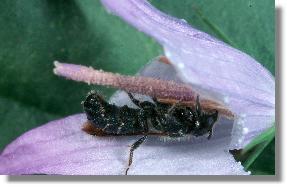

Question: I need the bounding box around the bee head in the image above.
[192,95,218,137]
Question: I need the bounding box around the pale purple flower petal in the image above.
[101,0,275,149]
[0,112,247,175]
[0,114,132,175]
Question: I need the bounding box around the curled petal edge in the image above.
[100,0,275,149]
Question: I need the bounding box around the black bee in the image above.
[83,91,218,175]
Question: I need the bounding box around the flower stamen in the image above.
[54,61,234,119]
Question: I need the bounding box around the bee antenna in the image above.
[195,95,202,115]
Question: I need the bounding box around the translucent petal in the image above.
[101,0,275,149]
[0,114,248,175]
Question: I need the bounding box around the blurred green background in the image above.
[0,0,274,174]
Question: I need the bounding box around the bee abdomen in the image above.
[83,92,144,135]
[83,91,110,129]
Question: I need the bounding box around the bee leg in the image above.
[196,95,202,115]
[125,110,149,175]
[207,129,213,140]
[125,135,147,175]
[127,92,141,107]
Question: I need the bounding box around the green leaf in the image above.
[231,126,275,175]
[243,137,274,169]
[191,6,237,47]
[247,138,275,175]
[242,125,275,154]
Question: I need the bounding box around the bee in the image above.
[83,91,218,175]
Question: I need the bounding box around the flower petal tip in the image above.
[100,0,275,150]
[53,60,61,75]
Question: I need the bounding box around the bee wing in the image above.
[82,120,168,137]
